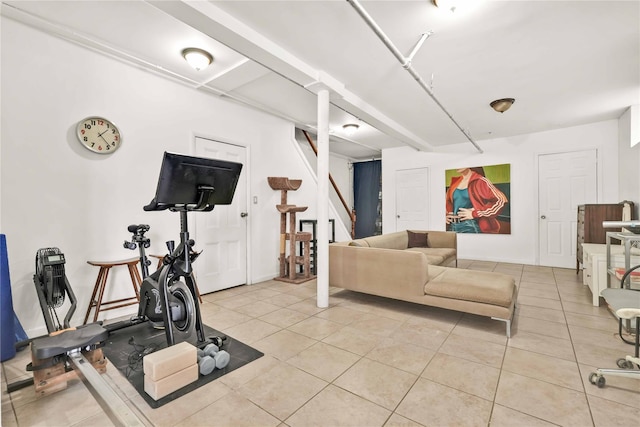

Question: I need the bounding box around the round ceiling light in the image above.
[342,123,360,136]
[181,48,214,71]
[490,98,515,113]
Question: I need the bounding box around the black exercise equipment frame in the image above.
[151,209,204,346]
[124,224,152,279]
[142,152,242,347]
[33,248,77,334]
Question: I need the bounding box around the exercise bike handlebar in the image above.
[143,185,217,213]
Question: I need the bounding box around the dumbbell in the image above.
[208,335,227,348]
[197,343,230,375]
[197,348,215,376]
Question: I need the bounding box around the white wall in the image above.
[295,130,353,239]
[383,120,623,265]
[618,107,640,218]
[0,18,327,336]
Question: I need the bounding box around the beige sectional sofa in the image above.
[329,230,518,337]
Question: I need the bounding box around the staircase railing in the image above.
[302,130,356,239]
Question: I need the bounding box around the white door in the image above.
[538,150,597,268]
[396,168,429,231]
[194,137,248,293]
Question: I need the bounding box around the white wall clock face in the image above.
[76,116,122,154]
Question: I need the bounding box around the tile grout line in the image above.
[553,267,597,427]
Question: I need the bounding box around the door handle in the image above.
[540,215,546,219]
[240,212,248,218]
[397,215,400,218]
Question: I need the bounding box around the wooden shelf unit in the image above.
[576,203,631,272]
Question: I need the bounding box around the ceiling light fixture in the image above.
[490,98,515,113]
[342,123,360,136]
[181,47,213,71]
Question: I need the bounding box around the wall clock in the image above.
[76,116,122,154]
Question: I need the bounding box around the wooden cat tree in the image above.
[268,177,314,284]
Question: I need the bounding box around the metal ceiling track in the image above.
[346,0,483,154]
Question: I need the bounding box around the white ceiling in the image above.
[3,0,639,160]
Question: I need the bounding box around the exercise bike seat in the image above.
[31,323,108,359]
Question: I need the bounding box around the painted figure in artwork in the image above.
[446,167,508,234]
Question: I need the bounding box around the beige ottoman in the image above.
[425,268,518,337]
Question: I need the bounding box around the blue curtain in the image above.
[354,160,382,238]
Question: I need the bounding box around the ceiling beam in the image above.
[148,0,436,152]
[347,0,483,154]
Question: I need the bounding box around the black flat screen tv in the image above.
[144,152,243,211]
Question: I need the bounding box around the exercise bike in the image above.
[119,221,201,344]
[115,151,242,347]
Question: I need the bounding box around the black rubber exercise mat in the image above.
[102,321,263,408]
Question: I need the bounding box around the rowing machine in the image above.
[7,248,144,425]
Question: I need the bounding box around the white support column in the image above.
[316,88,330,308]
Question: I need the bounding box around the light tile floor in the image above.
[2,260,639,426]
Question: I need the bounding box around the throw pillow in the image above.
[407,231,429,248]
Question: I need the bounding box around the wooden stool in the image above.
[150,254,165,271]
[83,258,141,324]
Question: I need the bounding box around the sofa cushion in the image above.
[424,268,515,308]
[404,248,444,265]
[349,239,370,247]
[407,231,429,248]
[361,231,407,250]
[405,247,456,265]
[405,247,455,259]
